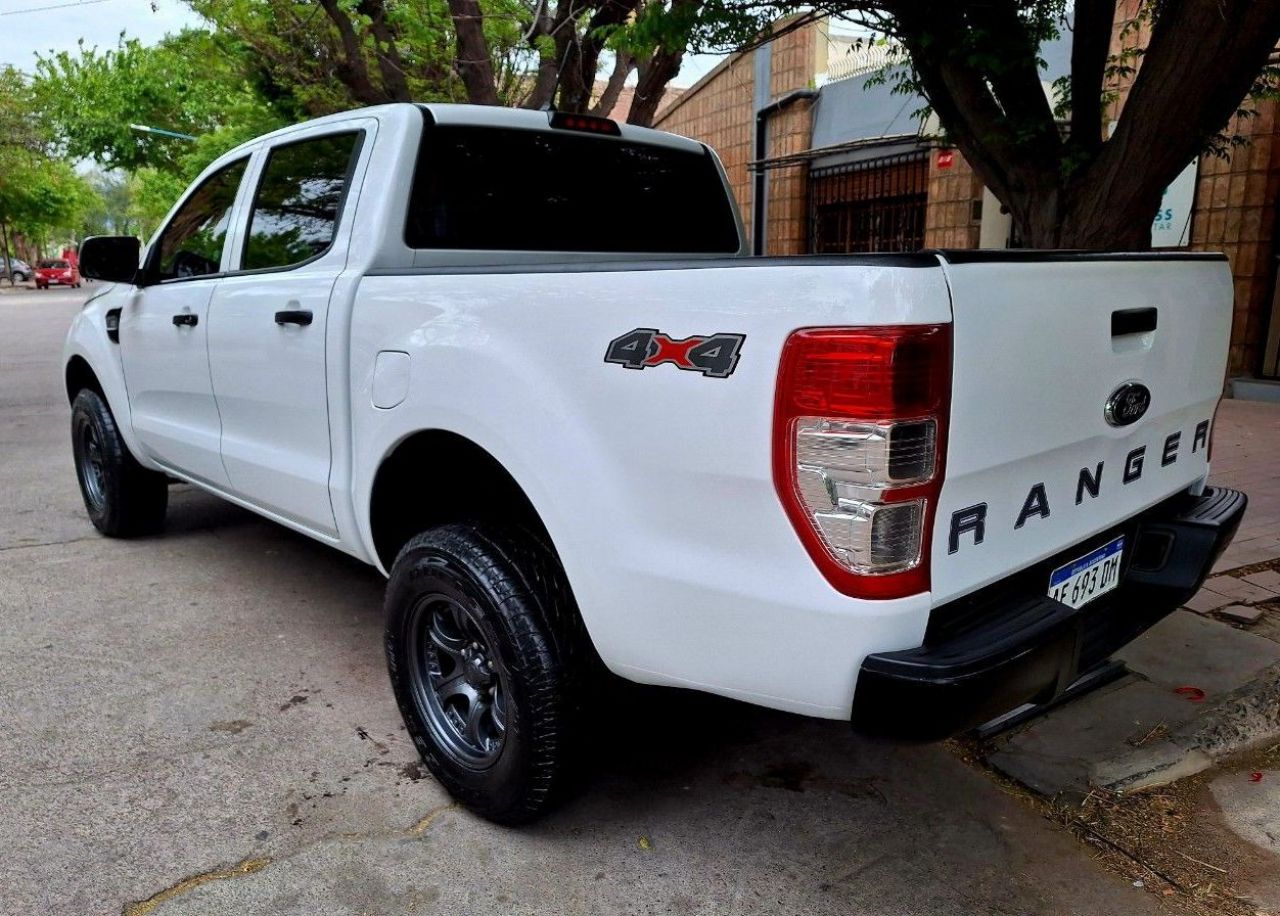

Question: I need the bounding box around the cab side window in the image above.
[152,159,248,281]
[240,132,360,272]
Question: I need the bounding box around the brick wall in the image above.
[764,24,820,254]
[1190,103,1280,376]
[656,18,820,253]
[656,56,758,245]
[924,150,984,248]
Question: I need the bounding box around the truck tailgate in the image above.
[930,253,1233,605]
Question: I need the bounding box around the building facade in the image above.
[654,13,1280,382]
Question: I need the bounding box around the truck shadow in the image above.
[145,488,1119,915]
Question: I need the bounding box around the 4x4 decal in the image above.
[604,328,745,379]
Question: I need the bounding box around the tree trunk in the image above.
[1013,183,1158,249]
[628,50,683,127]
[627,0,700,127]
[447,0,500,104]
[591,51,634,117]
[0,220,11,287]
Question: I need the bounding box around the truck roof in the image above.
[418,103,708,154]
[220,101,707,160]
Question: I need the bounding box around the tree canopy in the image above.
[0,66,97,271]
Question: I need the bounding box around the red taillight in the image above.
[773,325,952,599]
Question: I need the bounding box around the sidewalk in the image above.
[978,396,1280,914]
[1210,398,1280,572]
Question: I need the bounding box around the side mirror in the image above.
[79,236,141,284]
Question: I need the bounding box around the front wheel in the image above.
[13,272,27,282]
[384,524,582,824]
[71,389,168,537]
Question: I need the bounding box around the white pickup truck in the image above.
[66,103,1246,823]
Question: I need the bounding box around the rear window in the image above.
[39,260,69,268]
[405,124,741,254]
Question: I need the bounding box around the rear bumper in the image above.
[851,486,1247,738]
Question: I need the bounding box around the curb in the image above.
[1089,661,1280,792]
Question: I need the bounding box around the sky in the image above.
[0,0,723,87]
[0,0,201,72]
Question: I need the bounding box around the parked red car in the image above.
[35,259,81,289]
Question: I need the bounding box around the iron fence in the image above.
[807,150,929,254]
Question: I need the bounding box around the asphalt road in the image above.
[0,284,1165,916]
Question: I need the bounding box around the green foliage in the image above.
[32,29,286,174]
[183,0,503,110]
[0,152,98,253]
[0,66,99,258]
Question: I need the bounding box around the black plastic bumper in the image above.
[851,486,1247,739]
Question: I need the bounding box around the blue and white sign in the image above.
[1152,159,1197,248]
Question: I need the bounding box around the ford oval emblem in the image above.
[1105,381,1151,427]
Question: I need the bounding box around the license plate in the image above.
[1048,536,1124,609]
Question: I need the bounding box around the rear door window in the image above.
[240,131,361,272]
[405,124,741,253]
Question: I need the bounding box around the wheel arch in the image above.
[368,429,559,574]
[65,354,105,404]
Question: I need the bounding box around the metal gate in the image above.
[808,150,929,254]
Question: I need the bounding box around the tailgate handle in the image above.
[1112,307,1157,336]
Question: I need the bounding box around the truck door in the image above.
[207,128,367,538]
[118,157,251,487]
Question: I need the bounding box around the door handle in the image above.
[1112,307,1157,336]
[275,309,313,327]
[172,313,198,327]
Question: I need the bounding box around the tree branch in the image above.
[1068,0,1115,159]
[591,49,634,116]
[523,0,571,109]
[357,0,412,102]
[1082,0,1280,237]
[882,2,1041,219]
[316,0,384,104]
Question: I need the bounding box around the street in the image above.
[0,285,1185,915]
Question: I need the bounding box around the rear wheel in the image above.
[71,389,168,537]
[384,524,583,824]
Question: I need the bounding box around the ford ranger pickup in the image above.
[64,102,1246,823]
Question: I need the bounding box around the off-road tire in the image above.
[70,388,168,537]
[384,523,584,825]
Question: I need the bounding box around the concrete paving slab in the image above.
[1200,576,1277,604]
[1243,569,1280,591]
[1219,604,1264,624]
[1209,769,1280,912]
[1116,611,1280,698]
[1183,589,1235,614]
[986,675,1197,796]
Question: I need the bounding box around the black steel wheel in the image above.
[76,414,108,515]
[385,523,584,824]
[70,388,168,537]
[407,592,509,768]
